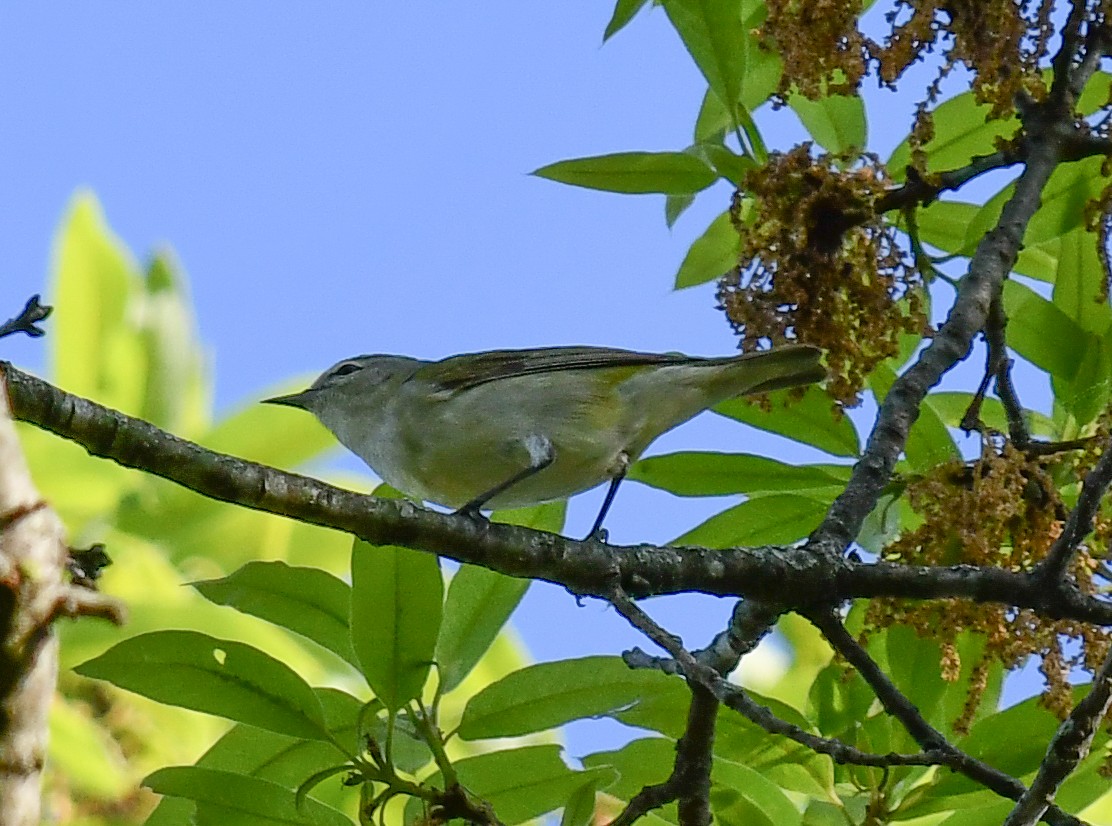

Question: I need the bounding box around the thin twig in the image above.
[810,611,1086,826]
[1035,435,1112,582]
[0,296,51,341]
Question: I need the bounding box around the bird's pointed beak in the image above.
[261,390,314,409]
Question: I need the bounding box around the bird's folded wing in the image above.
[421,346,689,392]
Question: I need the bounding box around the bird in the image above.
[263,344,825,539]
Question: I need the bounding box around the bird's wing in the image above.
[420,346,691,393]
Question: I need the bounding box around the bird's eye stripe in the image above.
[332,362,363,377]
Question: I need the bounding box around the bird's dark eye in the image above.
[332,362,363,377]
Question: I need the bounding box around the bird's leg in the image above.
[585,451,631,542]
[455,435,555,519]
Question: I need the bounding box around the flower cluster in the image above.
[763,0,1054,118]
[868,438,1110,732]
[717,145,925,404]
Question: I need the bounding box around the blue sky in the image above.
[0,3,1043,751]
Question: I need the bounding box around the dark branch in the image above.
[1035,436,1112,582]
[0,296,51,342]
[1002,647,1112,826]
[809,77,1072,557]
[7,362,1112,623]
[810,611,1086,826]
[876,151,1022,214]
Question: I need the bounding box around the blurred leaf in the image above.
[533,152,717,195]
[138,252,209,434]
[145,767,353,826]
[665,193,696,227]
[715,384,859,457]
[887,93,1017,181]
[49,697,130,799]
[788,93,867,154]
[675,494,830,547]
[350,539,443,711]
[603,0,651,40]
[631,451,850,497]
[459,655,676,740]
[1053,331,1112,426]
[49,190,143,407]
[663,0,745,127]
[205,395,338,468]
[674,209,741,289]
[76,630,329,740]
[193,561,357,667]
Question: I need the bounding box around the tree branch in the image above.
[0,366,122,826]
[810,611,1086,826]
[0,296,51,342]
[6,362,1112,624]
[1035,436,1112,582]
[1002,647,1112,826]
[809,72,1074,557]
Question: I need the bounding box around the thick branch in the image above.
[7,363,1112,623]
[0,369,122,826]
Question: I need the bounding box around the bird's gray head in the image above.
[261,354,420,421]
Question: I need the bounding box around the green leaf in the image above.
[1052,226,1111,336]
[928,391,1055,437]
[788,93,867,154]
[695,143,755,185]
[711,759,802,826]
[583,738,678,808]
[137,252,209,434]
[663,0,745,127]
[350,539,443,710]
[887,92,1018,182]
[913,200,980,257]
[145,767,353,826]
[76,630,329,740]
[631,452,850,497]
[674,209,741,289]
[603,0,651,40]
[49,190,144,408]
[192,561,357,667]
[452,745,612,826]
[533,152,717,195]
[459,655,677,740]
[1002,280,1089,379]
[436,565,529,694]
[715,384,859,458]
[561,779,600,826]
[665,193,696,227]
[674,494,830,547]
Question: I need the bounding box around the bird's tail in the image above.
[704,344,826,398]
